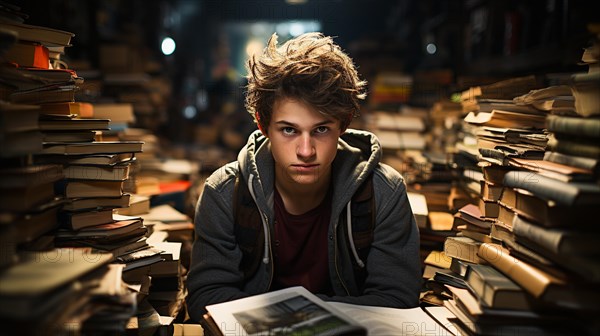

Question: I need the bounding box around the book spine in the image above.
[477,243,562,298]
[546,115,600,139]
[511,215,562,254]
[543,151,599,171]
[548,135,600,159]
[503,170,595,206]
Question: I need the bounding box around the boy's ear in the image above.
[256,111,268,137]
[257,123,268,137]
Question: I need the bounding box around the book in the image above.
[114,194,150,216]
[118,247,163,272]
[479,161,514,185]
[450,258,475,277]
[40,102,94,118]
[478,197,499,218]
[499,186,596,228]
[0,179,56,212]
[3,41,49,68]
[59,208,114,230]
[460,75,541,101]
[511,214,600,255]
[477,126,548,145]
[0,248,111,319]
[92,103,135,124]
[0,164,63,189]
[41,141,144,155]
[443,299,570,336]
[448,286,544,324]
[55,179,123,198]
[424,250,452,269]
[407,192,428,229]
[10,85,77,104]
[503,170,600,206]
[547,134,600,159]
[142,204,188,223]
[61,194,130,211]
[543,151,599,172]
[148,241,182,277]
[507,157,595,183]
[55,218,145,241]
[372,129,426,150]
[571,72,600,117]
[38,118,110,131]
[480,180,502,201]
[464,109,547,129]
[462,98,541,114]
[513,85,573,105]
[366,111,426,132]
[0,21,74,46]
[478,243,600,309]
[0,100,40,133]
[205,286,368,336]
[34,152,135,166]
[465,264,531,310]
[444,236,485,264]
[0,129,44,156]
[42,130,96,143]
[206,287,446,336]
[546,114,600,138]
[63,163,130,181]
[454,204,493,230]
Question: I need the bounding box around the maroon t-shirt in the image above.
[272,187,332,295]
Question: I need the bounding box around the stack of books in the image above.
[0,5,140,334]
[429,58,600,336]
[365,107,427,151]
[124,204,194,326]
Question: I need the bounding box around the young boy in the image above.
[186,32,420,322]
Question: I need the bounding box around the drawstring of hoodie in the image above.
[247,174,270,264]
[346,201,365,268]
[247,173,364,268]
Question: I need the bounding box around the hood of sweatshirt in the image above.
[237,129,382,220]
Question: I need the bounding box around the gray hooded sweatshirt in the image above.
[186,129,421,322]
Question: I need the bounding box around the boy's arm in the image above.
[326,169,421,308]
[185,167,250,322]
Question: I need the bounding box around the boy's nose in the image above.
[296,134,316,158]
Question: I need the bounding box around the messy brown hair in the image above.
[245,32,367,133]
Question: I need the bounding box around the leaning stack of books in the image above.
[0,6,70,264]
[452,76,546,248]
[0,5,139,334]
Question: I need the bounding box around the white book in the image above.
[206,286,366,336]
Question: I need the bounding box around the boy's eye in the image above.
[314,126,329,134]
[282,127,296,135]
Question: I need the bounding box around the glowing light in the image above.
[426,43,437,55]
[161,37,176,56]
[183,105,197,119]
[289,22,305,37]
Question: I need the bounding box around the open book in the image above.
[204,286,451,336]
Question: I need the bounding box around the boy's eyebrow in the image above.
[274,120,335,127]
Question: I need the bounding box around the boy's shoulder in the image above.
[205,161,239,192]
[373,162,406,191]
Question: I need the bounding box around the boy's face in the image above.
[267,98,342,188]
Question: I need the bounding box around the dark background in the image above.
[9,0,600,146]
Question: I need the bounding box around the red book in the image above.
[4,42,49,69]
